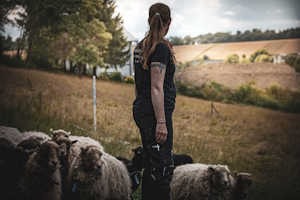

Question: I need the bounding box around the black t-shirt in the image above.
[133,40,176,116]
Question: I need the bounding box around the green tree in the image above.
[98,0,130,72]
[249,49,270,62]
[254,54,271,63]
[224,54,239,63]
[65,1,112,78]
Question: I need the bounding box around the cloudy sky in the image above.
[115,0,300,41]
[4,0,300,41]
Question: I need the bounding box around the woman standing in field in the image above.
[133,3,177,200]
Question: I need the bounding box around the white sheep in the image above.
[0,126,22,145]
[50,128,71,141]
[68,145,131,200]
[67,135,104,168]
[170,163,235,200]
[0,126,51,145]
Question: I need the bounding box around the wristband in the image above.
[157,121,166,124]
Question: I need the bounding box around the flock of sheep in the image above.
[0,126,252,200]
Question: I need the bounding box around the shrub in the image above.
[234,81,259,102]
[99,72,109,80]
[254,54,272,63]
[109,72,123,82]
[224,54,239,63]
[250,49,270,62]
[240,58,250,64]
[285,55,300,73]
[203,55,210,60]
[125,76,135,84]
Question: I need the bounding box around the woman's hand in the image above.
[155,123,168,144]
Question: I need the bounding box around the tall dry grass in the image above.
[0,66,299,199]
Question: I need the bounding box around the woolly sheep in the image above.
[68,145,131,200]
[67,135,104,168]
[19,141,61,200]
[116,156,142,195]
[170,163,235,200]
[50,128,71,141]
[234,170,252,200]
[0,126,51,145]
[21,131,51,143]
[0,126,22,145]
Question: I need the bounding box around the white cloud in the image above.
[4,0,300,41]
[223,11,235,16]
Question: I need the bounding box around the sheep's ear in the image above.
[50,128,54,136]
[68,131,71,136]
[208,166,215,172]
[69,140,78,148]
[249,173,252,178]
[132,148,136,152]
[235,170,238,178]
[72,140,78,145]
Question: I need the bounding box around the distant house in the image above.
[272,54,286,64]
[96,28,138,78]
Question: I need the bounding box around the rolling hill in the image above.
[173,39,300,63]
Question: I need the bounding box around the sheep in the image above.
[116,156,142,196]
[17,138,41,151]
[53,136,78,199]
[67,135,104,169]
[234,170,252,200]
[131,146,193,170]
[68,145,131,200]
[0,126,51,146]
[0,126,22,145]
[170,163,235,200]
[19,141,61,200]
[0,137,32,199]
[50,128,71,141]
[21,131,51,143]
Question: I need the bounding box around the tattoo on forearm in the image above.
[151,63,167,74]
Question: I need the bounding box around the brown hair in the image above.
[139,3,177,70]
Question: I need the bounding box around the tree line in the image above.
[0,0,129,78]
[168,27,300,46]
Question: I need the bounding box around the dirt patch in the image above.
[175,63,300,90]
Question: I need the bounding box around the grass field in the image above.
[0,66,300,199]
[173,39,300,62]
[175,62,300,90]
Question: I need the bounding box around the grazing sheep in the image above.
[234,171,252,200]
[0,137,31,199]
[170,163,235,200]
[50,128,71,141]
[131,146,193,170]
[68,145,131,200]
[19,141,61,200]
